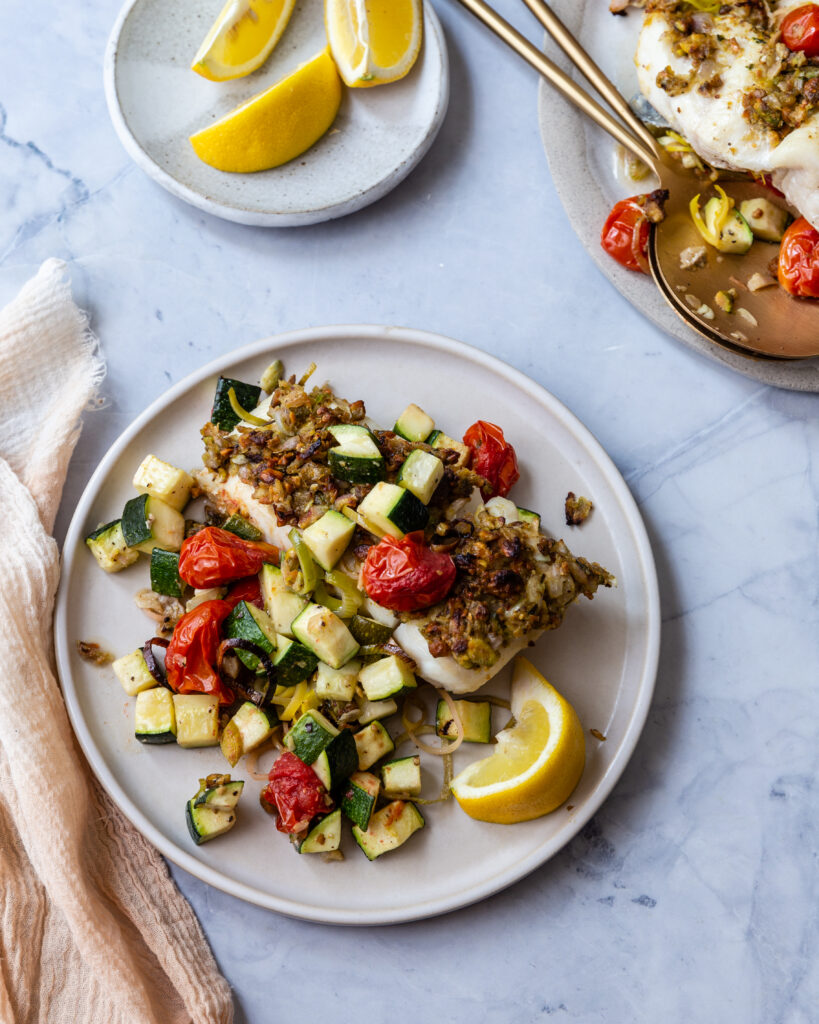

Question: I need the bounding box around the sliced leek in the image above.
[288,528,321,595]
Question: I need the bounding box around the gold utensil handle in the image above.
[453,0,657,169]
[519,0,662,162]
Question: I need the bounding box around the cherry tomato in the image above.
[361,532,456,612]
[262,752,331,834]
[165,600,235,705]
[224,576,263,610]
[778,216,819,297]
[601,197,650,273]
[178,526,279,589]
[781,4,819,56]
[462,420,520,499]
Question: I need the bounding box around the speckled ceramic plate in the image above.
[104,0,448,226]
[54,326,660,924]
[537,0,819,393]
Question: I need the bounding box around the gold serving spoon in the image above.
[453,0,819,360]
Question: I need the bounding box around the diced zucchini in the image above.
[221,702,274,766]
[284,709,339,764]
[310,730,358,793]
[355,694,398,725]
[194,777,245,810]
[185,587,226,612]
[348,614,394,645]
[85,519,140,573]
[327,424,371,445]
[397,449,444,504]
[702,196,753,254]
[436,698,492,743]
[315,659,360,702]
[517,507,541,530]
[173,694,220,748]
[428,430,470,467]
[299,809,342,854]
[113,649,157,697]
[358,655,416,701]
[381,755,422,797]
[260,564,308,636]
[150,548,184,598]
[186,800,237,845]
[291,604,359,669]
[352,801,425,861]
[300,511,355,571]
[224,600,277,671]
[273,634,319,686]
[135,687,176,744]
[211,376,262,431]
[358,482,429,538]
[327,426,385,485]
[394,403,434,443]
[132,455,194,512]
[353,720,395,770]
[121,494,185,554]
[739,197,790,243]
[341,771,380,830]
[221,513,263,541]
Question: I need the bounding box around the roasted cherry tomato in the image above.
[601,197,650,273]
[462,420,520,499]
[178,526,278,589]
[224,576,263,610]
[165,600,235,705]
[262,752,331,834]
[781,4,819,56]
[778,216,819,297]
[361,532,456,612]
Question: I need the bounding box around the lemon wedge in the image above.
[325,0,423,88]
[189,48,342,173]
[450,658,586,824]
[191,0,297,82]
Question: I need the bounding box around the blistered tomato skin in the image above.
[781,5,819,56]
[600,198,650,274]
[178,526,279,588]
[778,217,819,298]
[462,421,520,499]
[263,752,331,834]
[165,600,235,705]
[362,532,457,612]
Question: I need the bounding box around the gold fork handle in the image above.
[452,0,658,171]
[519,0,662,161]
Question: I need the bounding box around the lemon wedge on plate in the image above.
[191,0,297,81]
[325,0,423,88]
[189,48,342,173]
[450,658,586,824]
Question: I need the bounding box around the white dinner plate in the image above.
[104,0,448,226]
[537,0,819,393]
[55,325,660,924]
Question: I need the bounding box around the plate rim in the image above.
[54,324,661,924]
[102,0,450,227]
[536,0,819,394]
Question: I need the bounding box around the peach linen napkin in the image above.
[0,259,234,1024]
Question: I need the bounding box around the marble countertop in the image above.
[3,0,817,1020]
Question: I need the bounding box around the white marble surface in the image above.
[2,1,817,1021]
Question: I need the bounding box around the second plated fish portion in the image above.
[635,0,819,226]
